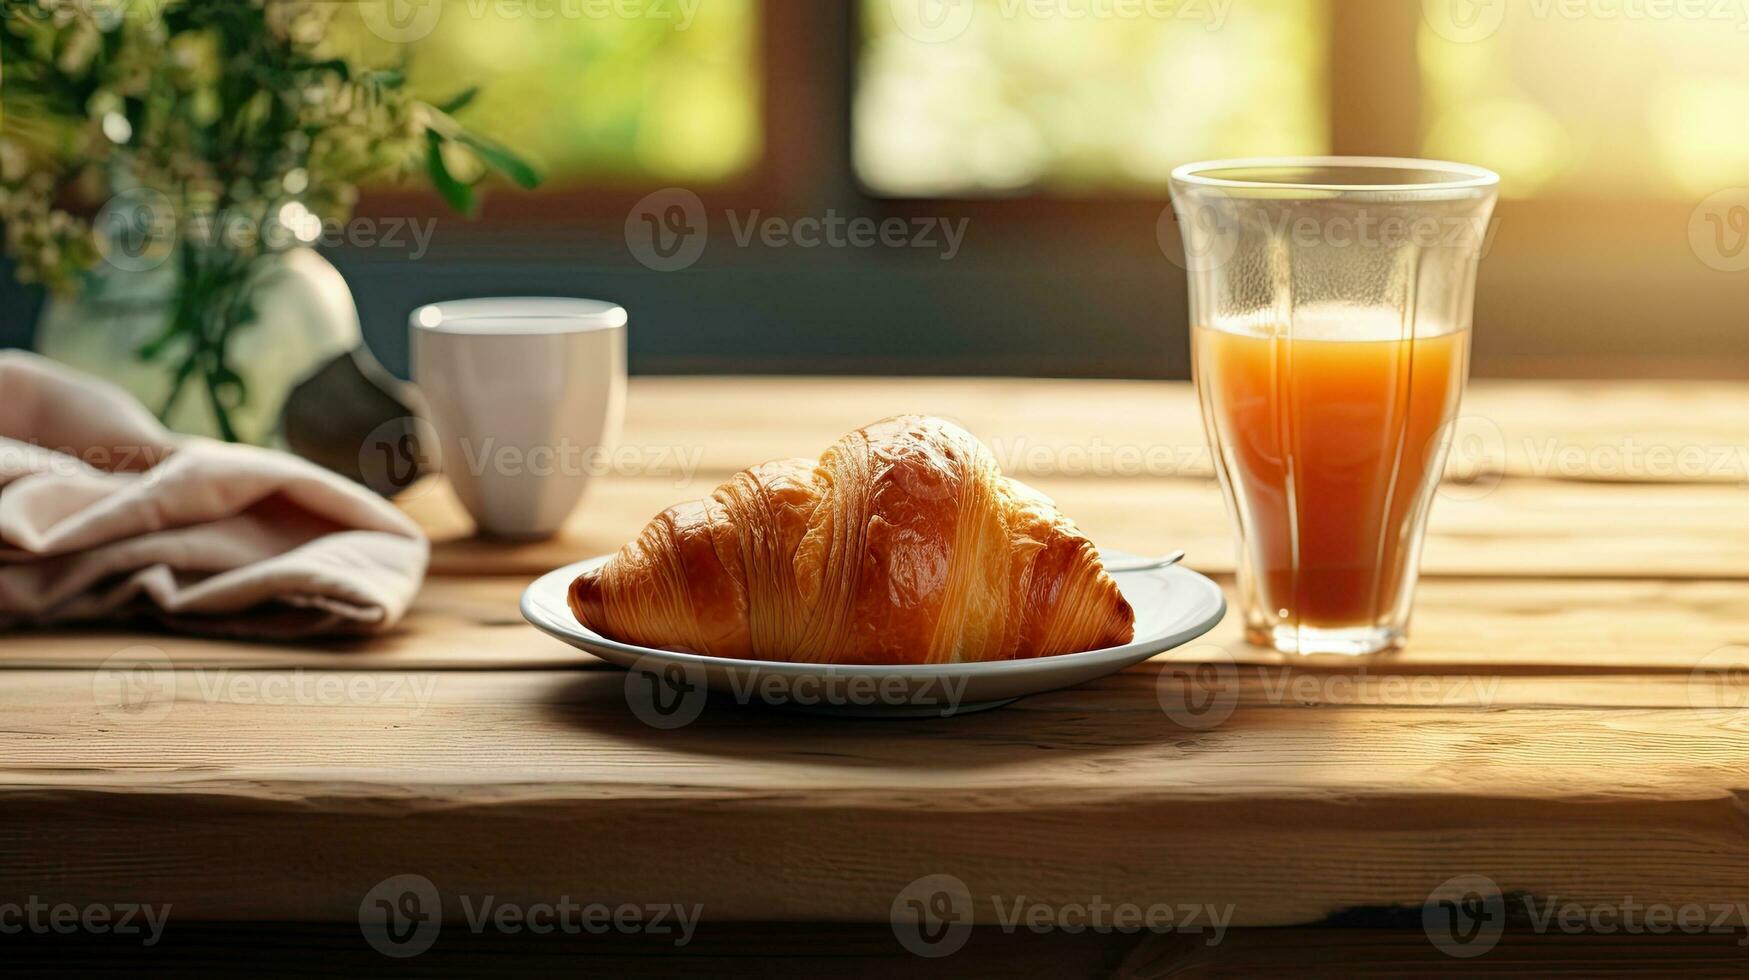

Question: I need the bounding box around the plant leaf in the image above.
[457,132,541,189]
[425,131,475,216]
[435,87,479,115]
[292,58,351,82]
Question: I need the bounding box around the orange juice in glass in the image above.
[1170,158,1499,655]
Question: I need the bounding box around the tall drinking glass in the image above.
[1170,158,1499,656]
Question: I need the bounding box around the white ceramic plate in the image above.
[520,551,1227,718]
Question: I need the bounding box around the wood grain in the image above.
[615,377,1749,484]
[401,377,1749,577]
[410,475,1749,580]
[5,577,1746,672]
[8,924,1747,978]
[5,377,1749,943]
[4,668,1749,925]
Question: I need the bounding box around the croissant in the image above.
[568,415,1134,665]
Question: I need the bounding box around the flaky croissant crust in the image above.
[569,415,1134,664]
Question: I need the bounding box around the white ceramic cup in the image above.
[410,297,627,539]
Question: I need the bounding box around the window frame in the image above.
[353,0,1748,380]
[356,0,832,223]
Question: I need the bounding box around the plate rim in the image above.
[519,552,1228,677]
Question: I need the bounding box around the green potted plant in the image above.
[0,0,537,444]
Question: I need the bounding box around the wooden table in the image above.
[6,378,1749,973]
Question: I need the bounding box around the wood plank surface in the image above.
[4,576,1746,672]
[3,377,1748,946]
[379,376,1749,578]
[409,474,1749,580]
[614,377,1749,485]
[5,668,1749,926]
[10,924,1748,978]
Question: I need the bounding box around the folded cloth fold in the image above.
[0,350,428,639]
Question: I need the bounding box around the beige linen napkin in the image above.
[0,350,428,638]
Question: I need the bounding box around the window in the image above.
[854,0,1329,196]
[315,1,1744,379]
[1419,14,1749,199]
[330,0,762,185]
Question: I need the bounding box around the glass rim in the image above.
[1170,156,1500,196]
[410,297,627,335]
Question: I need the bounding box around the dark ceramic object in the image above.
[282,345,434,497]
